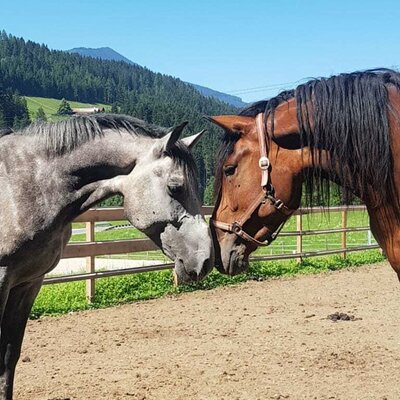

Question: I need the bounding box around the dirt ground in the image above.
[15,262,400,400]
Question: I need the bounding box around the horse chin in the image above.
[219,244,249,276]
[173,258,198,284]
[213,231,249,275]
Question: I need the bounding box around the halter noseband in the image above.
[211,113,294,246]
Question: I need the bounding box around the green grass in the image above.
[71,227,145,242]
[25,96,110,121]
[32,250,385,319]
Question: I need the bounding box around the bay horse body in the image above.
[209,69,400,278]
[0,114,213,398]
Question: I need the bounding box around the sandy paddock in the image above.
[15,262,400,400]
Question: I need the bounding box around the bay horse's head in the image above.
[208,111,303,275]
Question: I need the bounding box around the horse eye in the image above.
[168,184,184,195]
[223,165,237,177]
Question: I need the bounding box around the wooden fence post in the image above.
[296,213,302,263]
[86,221,95,302]
[173,270,179,287]
[341,209,347,258]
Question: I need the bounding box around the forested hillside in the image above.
[67,46,246,108]
[0,31,238,200]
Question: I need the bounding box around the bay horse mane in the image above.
[217,68,400,208]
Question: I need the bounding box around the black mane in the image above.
[217,69,400,207]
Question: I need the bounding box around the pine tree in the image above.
[13,116,21,130]
[111,102,119,113]
[36,106,47,121]
[203,177,215,206]
[57,99,73,115]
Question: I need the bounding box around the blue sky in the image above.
[2,0,400,102]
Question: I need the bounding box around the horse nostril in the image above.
[182,258,212,282]
[193,259,212,281]
[188,270,200,281]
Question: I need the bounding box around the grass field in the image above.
[25,96,110,121]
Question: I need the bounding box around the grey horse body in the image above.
[0,115,213,398]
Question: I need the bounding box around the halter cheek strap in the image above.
[257,111,270,189]
[211,113,294,247]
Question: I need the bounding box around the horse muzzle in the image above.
[160,215,214,283]
[214,231,249,276]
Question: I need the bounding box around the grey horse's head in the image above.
[121,123,214,283]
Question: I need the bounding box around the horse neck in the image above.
[59,130,140,178]
[271,98,382,206]
[46,130,151,221]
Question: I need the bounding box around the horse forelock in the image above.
[166,141,201,204]
[214,130,240,201]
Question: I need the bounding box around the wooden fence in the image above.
[44,205,380,302]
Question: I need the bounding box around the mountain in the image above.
[68,47,137,66]
[67,47,246,108]
[189,83,246,108]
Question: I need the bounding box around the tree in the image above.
[111,102,119,113]
[99,194,124,207]
[0,111,5,129]
[0,91,30,129]
[36,106,47,122]
[203,177,215,206]
[57,99,73,115]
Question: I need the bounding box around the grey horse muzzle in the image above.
[160,214,214,283]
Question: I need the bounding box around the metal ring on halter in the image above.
[259,156,270,170]
[232,222,242,234]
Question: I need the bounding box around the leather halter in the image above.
[211,113,295,246]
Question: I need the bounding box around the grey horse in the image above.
[0,114,213,399]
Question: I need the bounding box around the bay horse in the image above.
[0,114,213,399]
[208,69,400,278]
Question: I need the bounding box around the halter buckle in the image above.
[259,156,270,170]
[274,199,284,210]
[232,222,242,234]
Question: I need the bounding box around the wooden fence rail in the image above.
[44,205,379,302]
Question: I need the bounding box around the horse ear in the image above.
[206,115,254,134]
[181,129,206,151]
[161,121,188,151]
